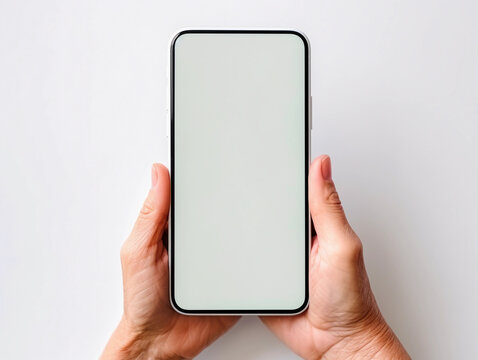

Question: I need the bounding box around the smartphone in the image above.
[169,29,310,315]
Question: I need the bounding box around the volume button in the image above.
[310,96,313,130]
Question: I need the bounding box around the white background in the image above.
[0,0,477,359]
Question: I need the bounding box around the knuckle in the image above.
[325,182,342,207]
[120,243,133,263]
[326,190,341,205]
[326,191,345,215]
[325,182,342,211]
[328,231,363,263]
[341,237,363,262]
[348,238,363,258]
[139,198,157,218]
[120,244,129,262]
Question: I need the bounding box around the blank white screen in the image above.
[173,32,307,311]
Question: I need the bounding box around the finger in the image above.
[309,155,360,259]
[309,155,348,232]
[122,163,170,257]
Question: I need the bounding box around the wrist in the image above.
[368,325,410,360]
[323,317,410,360]
[100,316,180,360]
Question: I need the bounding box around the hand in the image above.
[261,155,410,360]
[101,164,239,360]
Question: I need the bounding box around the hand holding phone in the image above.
[261,156,410,359]
[101,164,239,360]
[100,158,410,360]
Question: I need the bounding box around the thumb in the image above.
[121,163,171,260]
[309,155,359,259]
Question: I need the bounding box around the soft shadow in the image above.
[197,317,301,360]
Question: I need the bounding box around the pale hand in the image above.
[261,155,410,360]
[100,164,239,360]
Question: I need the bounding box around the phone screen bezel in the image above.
[169,29,310,315]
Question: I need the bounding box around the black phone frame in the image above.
[169,29,310,315]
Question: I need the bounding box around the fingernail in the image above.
[151,165,158,187]
[321,156,332,180]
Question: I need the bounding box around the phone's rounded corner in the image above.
[289,294,309,316]
[257,295,309,317]
[284,29,310,53]
[169,294,194,315]
[169,29,194,52]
